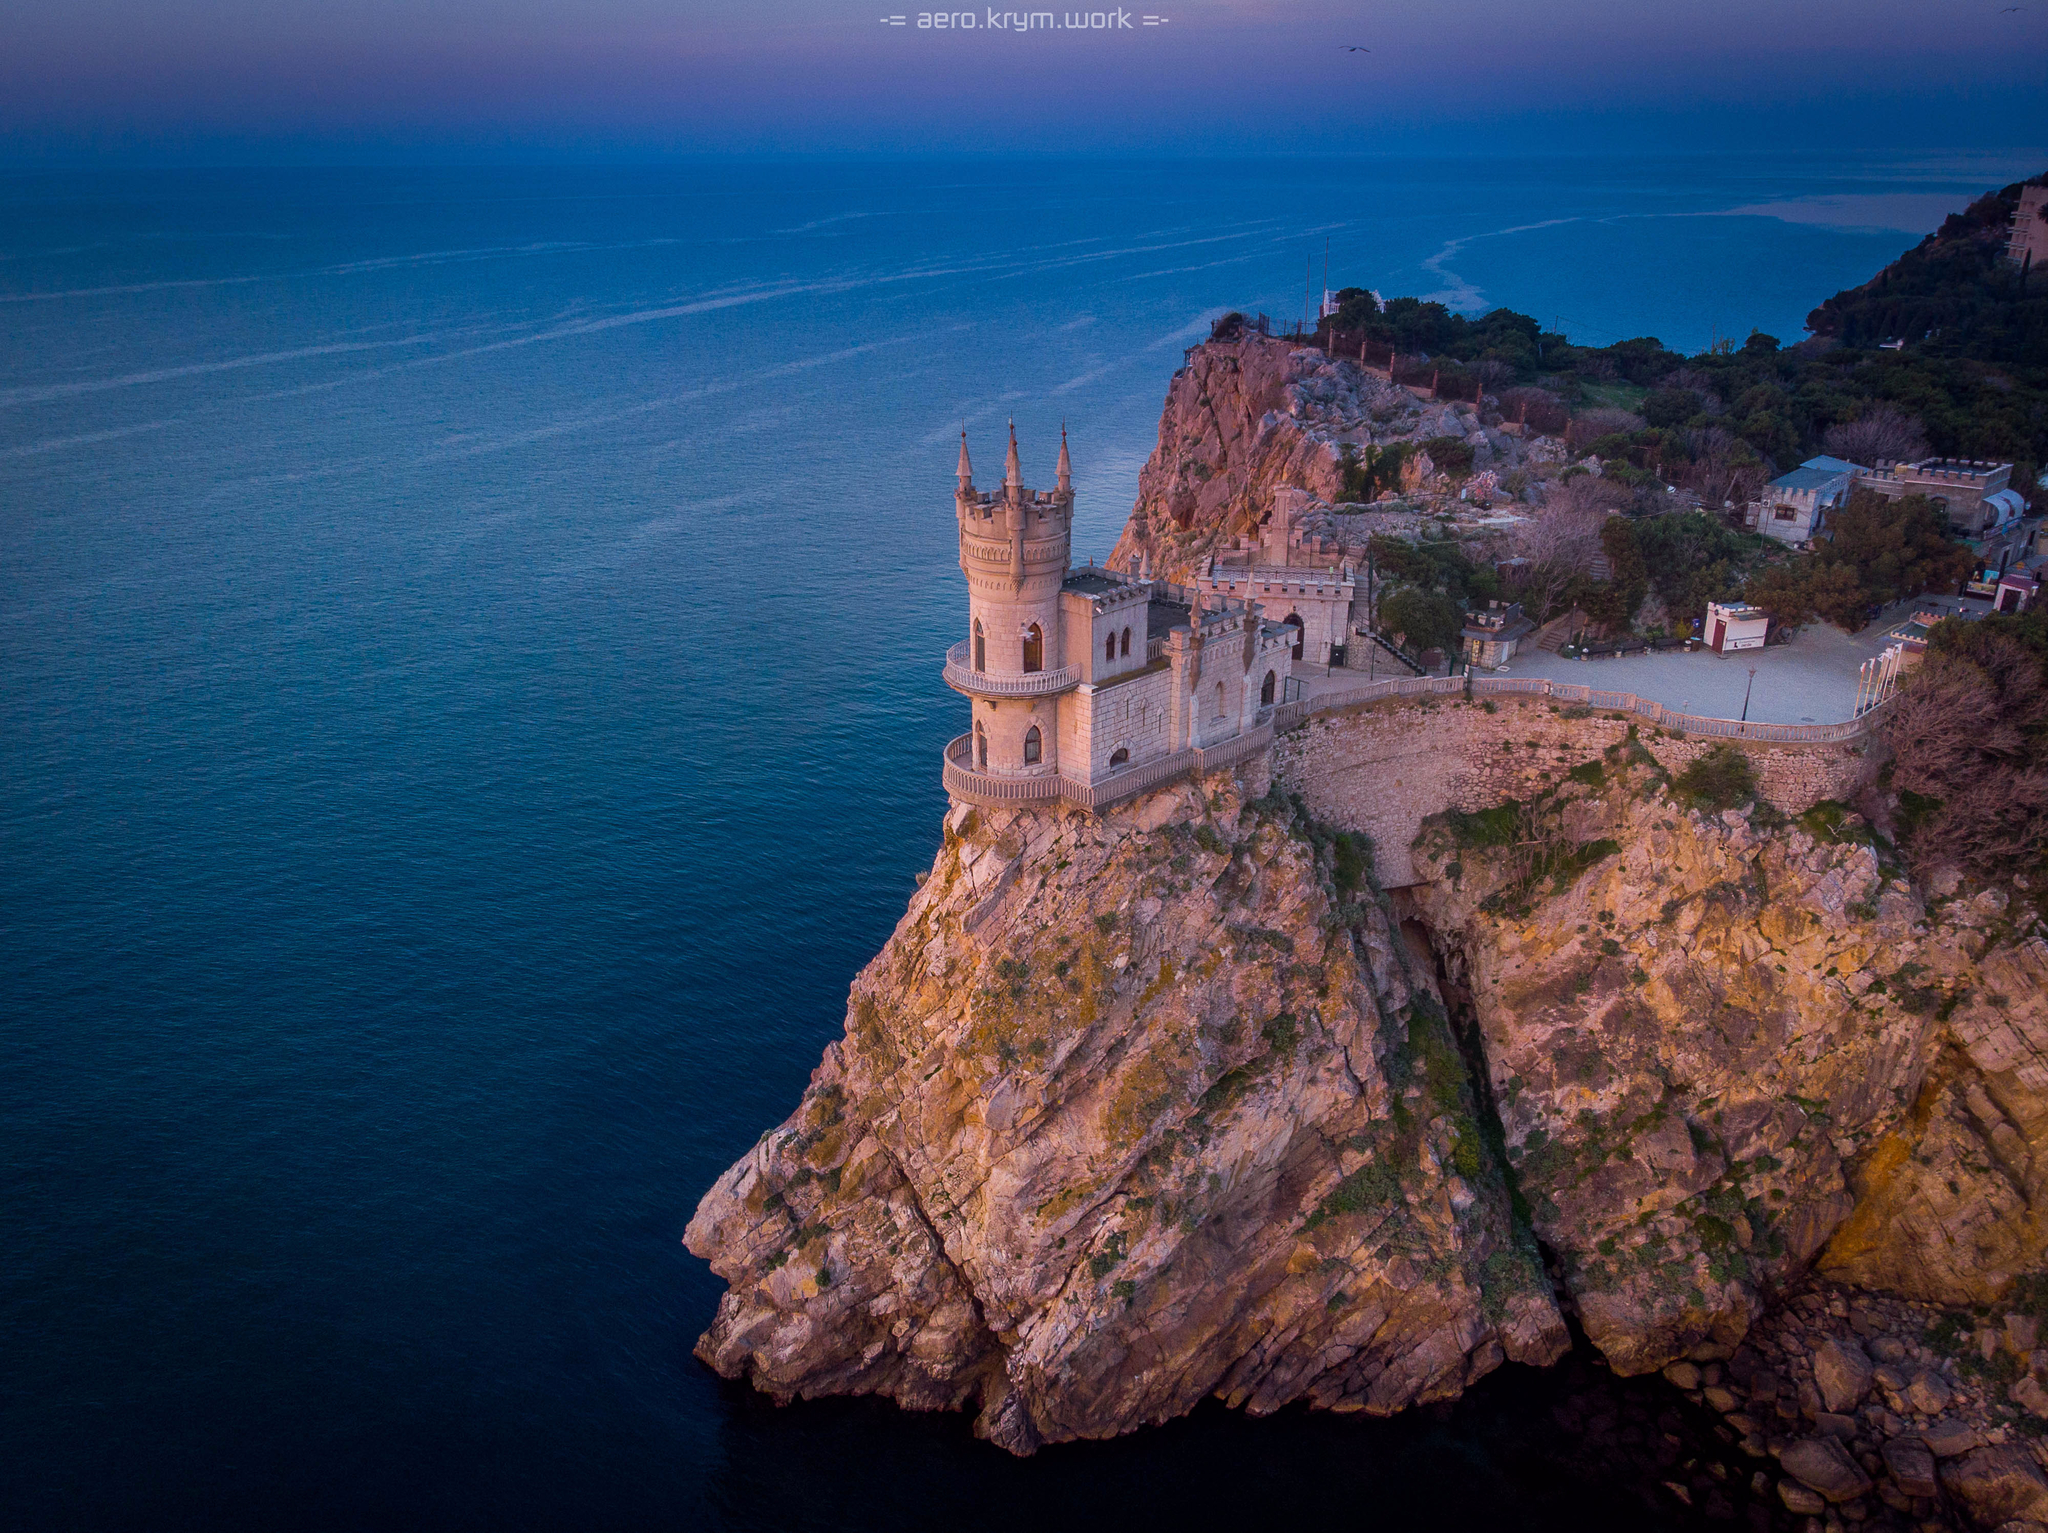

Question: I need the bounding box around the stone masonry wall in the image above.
[1273,696,1879,887]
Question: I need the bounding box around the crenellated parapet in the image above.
[941,421,1293,807]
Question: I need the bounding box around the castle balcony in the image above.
[943,641,1080,699]
[942,735,1065,807]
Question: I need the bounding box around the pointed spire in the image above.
[1056,422,1072,493]
[957,430,973,490]
[1004,418,1022,491]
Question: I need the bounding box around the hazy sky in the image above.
[5,0,2045,161]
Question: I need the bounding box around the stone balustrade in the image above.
[942,641,1080,698]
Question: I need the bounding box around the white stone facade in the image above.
[942,426,1294,810]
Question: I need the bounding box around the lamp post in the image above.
[1740,666,1757,723]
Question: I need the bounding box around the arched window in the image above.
[973,618,986,672]
[1109,747,1129,770]
[1212,681,1225,720]
[1120,627,1131,657]
[1284,612,1304,661]
[1022,623,1044,674]
[1261,670,1276,705]
[974,722,988,771]
[1105,633,1116,663]
[1023,725,1042,765]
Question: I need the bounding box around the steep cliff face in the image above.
[686,770,1565,1453]
[1402,746,2048,1377]
[1104,334,1507,581]
[686,738,2048,1458]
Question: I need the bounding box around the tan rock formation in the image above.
[686,770,1565,1453]
[1106,334,1469,581]
[1402,744,2048,1376]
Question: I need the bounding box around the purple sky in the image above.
[5,0,2045,160]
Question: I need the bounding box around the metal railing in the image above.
[1463,677,1893,743]
[942,641,1079,698]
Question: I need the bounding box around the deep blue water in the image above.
[0,156,2022,1531]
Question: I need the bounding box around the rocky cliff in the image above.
[1401,744,2048,1369]
[687,731,2048,1501]
[1104,332,1530,581]
[687,768,1566,1453]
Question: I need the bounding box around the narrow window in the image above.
[1120,626,1131,657]
[973,618,986,672]
[1023,725,1042,765]
[1023,623,1044,674]
[1213,681,1225,719]
[1110,747,1130,770]
[975,722,988,771]
[1261,670,1276,705]
[1105,633,1116,663]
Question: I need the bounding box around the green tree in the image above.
[1580,517,1648,629]
[1378,587,1465,657]
[1635,511,1747,629]
[1338,443,1406,502]
[1817,489,1973,613]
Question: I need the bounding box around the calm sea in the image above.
[0,156,2018,1530]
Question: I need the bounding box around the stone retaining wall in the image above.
[1274,695,1879,887]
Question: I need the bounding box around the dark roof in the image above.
[1062,569,1124,596]
[1147,595,1191,640]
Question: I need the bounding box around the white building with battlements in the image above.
[941,425,1295,813]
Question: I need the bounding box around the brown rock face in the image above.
[1941,1444,2048,1527]
[686,717,2048,1450]
[1403,749,2048,1375]
[1105,334,1457,581]
[686,772,1564,1453]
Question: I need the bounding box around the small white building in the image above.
[1750,455,1864,546]
[1705,601,1768,654]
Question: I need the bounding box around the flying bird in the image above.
[1342,45,1372,51]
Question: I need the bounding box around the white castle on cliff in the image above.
[941,423,1295,812]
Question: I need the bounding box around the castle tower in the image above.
[943,421,1077,777]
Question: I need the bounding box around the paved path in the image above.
[1303,593,2006,726]
[1490,596,1997,725]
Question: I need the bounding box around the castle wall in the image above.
[1273,696,1879,887]
[971,693,1062,778]
[1061,587,1149,685]
[1065,666,1177,781]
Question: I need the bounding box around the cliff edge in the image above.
[686,769,1565,1452]
[687,736,2048,1469]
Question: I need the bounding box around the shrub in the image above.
[1420,435,1476,479]
[1672,746,1758,812]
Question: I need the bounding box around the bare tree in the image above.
[1672,425,1768,509]
[1822,405,1928,468]
[1470,356,1514,391]
[1566,408,1647,450]
[1510,477,1623,618]
[1887,632,2048,872]
[1660,366,1723,408]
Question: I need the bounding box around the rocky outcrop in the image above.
[1404,746,2048,1381]
[686,717,2048,1484]
[1105,334,1517,581]
[686,770,1565,1453]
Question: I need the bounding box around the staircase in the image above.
[1535,609,1583,654]
[1355,629,1428,676]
